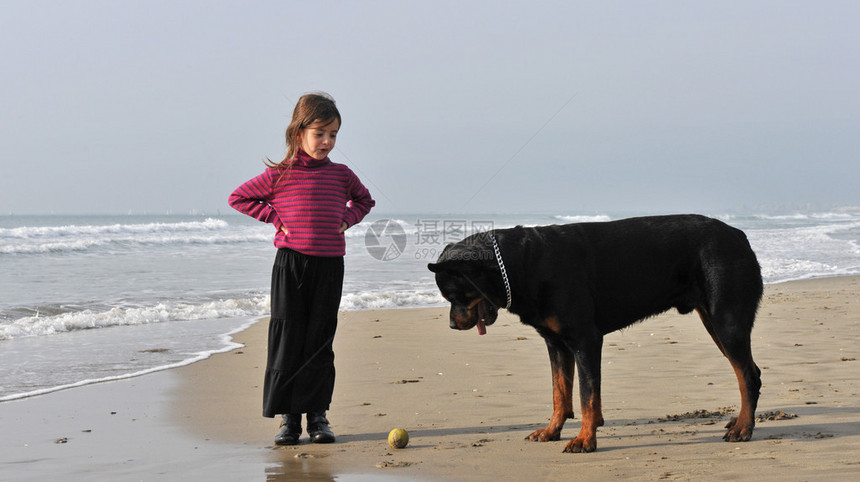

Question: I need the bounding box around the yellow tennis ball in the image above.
[388,428,409,449]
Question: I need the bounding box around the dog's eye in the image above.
[459,293,478,301]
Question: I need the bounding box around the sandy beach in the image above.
[2,276,858,480]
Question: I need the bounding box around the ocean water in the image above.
[1,210,859,401]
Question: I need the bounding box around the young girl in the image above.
[228,92,375,445]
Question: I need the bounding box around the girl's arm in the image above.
[341,170,376,229]
[228,169,285,231]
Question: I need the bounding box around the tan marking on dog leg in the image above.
[564,390,603,453]
[724,359,757,442]
[527,358,574,442]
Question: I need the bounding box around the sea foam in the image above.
[0,296,269,341]
[0,218,271,254]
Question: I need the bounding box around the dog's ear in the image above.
[428,258,486,275]
[427,239,494,274]
[427,259,463,273]
[428,244,455,273]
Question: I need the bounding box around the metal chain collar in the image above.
[490,231,512,310]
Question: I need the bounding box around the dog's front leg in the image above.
[527,341,575,442]
[564,338,604,453]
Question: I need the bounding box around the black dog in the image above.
[428,214,763,453]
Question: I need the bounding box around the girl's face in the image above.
[299,119,339,160]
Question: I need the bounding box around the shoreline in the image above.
[1,275,849,404]
[1,274,849,404]
[1,276,858,479]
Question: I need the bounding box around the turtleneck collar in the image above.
[294,149,331,168]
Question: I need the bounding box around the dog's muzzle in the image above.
[449,297,498,335]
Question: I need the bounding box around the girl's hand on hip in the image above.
[281,226,289,236]
[339,222,348,233]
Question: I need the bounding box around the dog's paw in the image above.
[723,416,754,442]
[563,436,597,453]
[526,427,561,442]
[724,415,739,430]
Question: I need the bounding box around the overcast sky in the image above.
[1,0,857,216]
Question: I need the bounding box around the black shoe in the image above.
[307,412,335,444]
[274,414,302,445]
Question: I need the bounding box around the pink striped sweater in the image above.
[228,151,375,257]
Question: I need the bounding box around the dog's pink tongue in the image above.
[477,319,487,335]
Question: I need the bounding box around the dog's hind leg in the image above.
[527,338,575,443]
[564,336,605,453]
[696,308,728,357]
[696,306,762,442]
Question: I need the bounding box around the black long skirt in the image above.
[262,248,344,418]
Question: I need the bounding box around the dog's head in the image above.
[427,236,503,335]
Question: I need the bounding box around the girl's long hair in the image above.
[266,92,342,172]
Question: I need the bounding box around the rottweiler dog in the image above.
[428,214,763,453]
